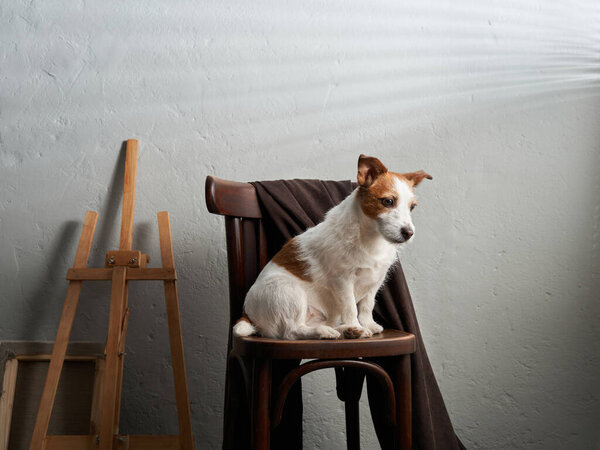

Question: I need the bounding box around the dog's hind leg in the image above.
[280,298,340,339]
[282,294,340,339]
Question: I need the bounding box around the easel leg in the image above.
[30,211,98,450]
[99,267,128,450]
[158,212,195,450]
[1,358,18,450]
[109,137,136,440]
[90,358,106,434]
[113,294,130,433]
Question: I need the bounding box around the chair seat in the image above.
[233,329,415,359]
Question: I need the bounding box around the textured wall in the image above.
[1,1,599,449]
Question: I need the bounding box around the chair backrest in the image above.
[205,176,269,344]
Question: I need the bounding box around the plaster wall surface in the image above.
[1,1,599,449]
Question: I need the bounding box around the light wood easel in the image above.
[29,140,195,450]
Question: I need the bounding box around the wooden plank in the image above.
[11,359,96,448]
[113,303,130,435]
[157,212,175,269]
[45,435,96,450]
[99,267,128,450]
[45,434,180,450]
[0,358,18,450]
[30,211,98,450]
[125,268,176,281]
[158,212,195,450]
[28,285,86,448]
[224,217,245,345]
[44,434,179,450]
[67,268,177,281]
[66,268,112,280]
[90,358,105,434]
[105,250,143,268]
[2,342,104,358]
[16,355,98,362]
[1,342,103,448]
[162,282,195,450]
[129,435,180,450]
[119,139,138,251]
[73,212,99,267]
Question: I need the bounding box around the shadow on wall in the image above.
[17,221,79,340]
[18,141,130,340]
[89,140,128,267]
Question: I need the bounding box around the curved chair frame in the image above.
[272,359,397,427]
[206,175,415,450]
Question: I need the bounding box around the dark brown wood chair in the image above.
[205,175,416,450]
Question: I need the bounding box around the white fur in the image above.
[237,180,416,340]
[232,319,257,337]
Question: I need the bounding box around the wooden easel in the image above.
[30,140,195,450]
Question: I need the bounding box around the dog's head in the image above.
[357,155,432,244]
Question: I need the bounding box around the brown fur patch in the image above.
[358,172,406,219]
[357,155,388,187]
[271,237,312,282]
[394,170,432,187]
[236,313,251,325]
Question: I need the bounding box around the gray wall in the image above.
[1,1,599,449]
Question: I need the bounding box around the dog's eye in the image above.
[410,203,417,211]
[381,198,395,207]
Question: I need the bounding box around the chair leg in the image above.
[344,399,361,450]
[335,366,365,450]
[270,359,303,450]
[223,353,251,450]
[251,358,272,450]
[393,355,412,450]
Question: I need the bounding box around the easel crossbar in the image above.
[66,268,177,281]
[44,434,180,450]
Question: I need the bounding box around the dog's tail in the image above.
[232,313,258,337]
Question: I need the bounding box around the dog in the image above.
[233,155,431,340]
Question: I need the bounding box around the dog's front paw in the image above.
[337,325,372,339]
[365,321,384,335]
[316,325,341,339]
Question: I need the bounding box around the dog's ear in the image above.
[400,170,433,187]
[357,155,388,187]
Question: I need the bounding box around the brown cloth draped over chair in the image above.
[206,176,465,450]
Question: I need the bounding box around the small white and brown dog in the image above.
[233,155,431,340]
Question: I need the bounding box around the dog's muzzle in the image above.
[401,227,414,241]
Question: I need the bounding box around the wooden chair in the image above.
[205,176,416,450]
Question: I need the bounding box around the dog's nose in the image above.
[401,227,414,240]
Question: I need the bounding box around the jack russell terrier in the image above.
[234,155,431,340]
